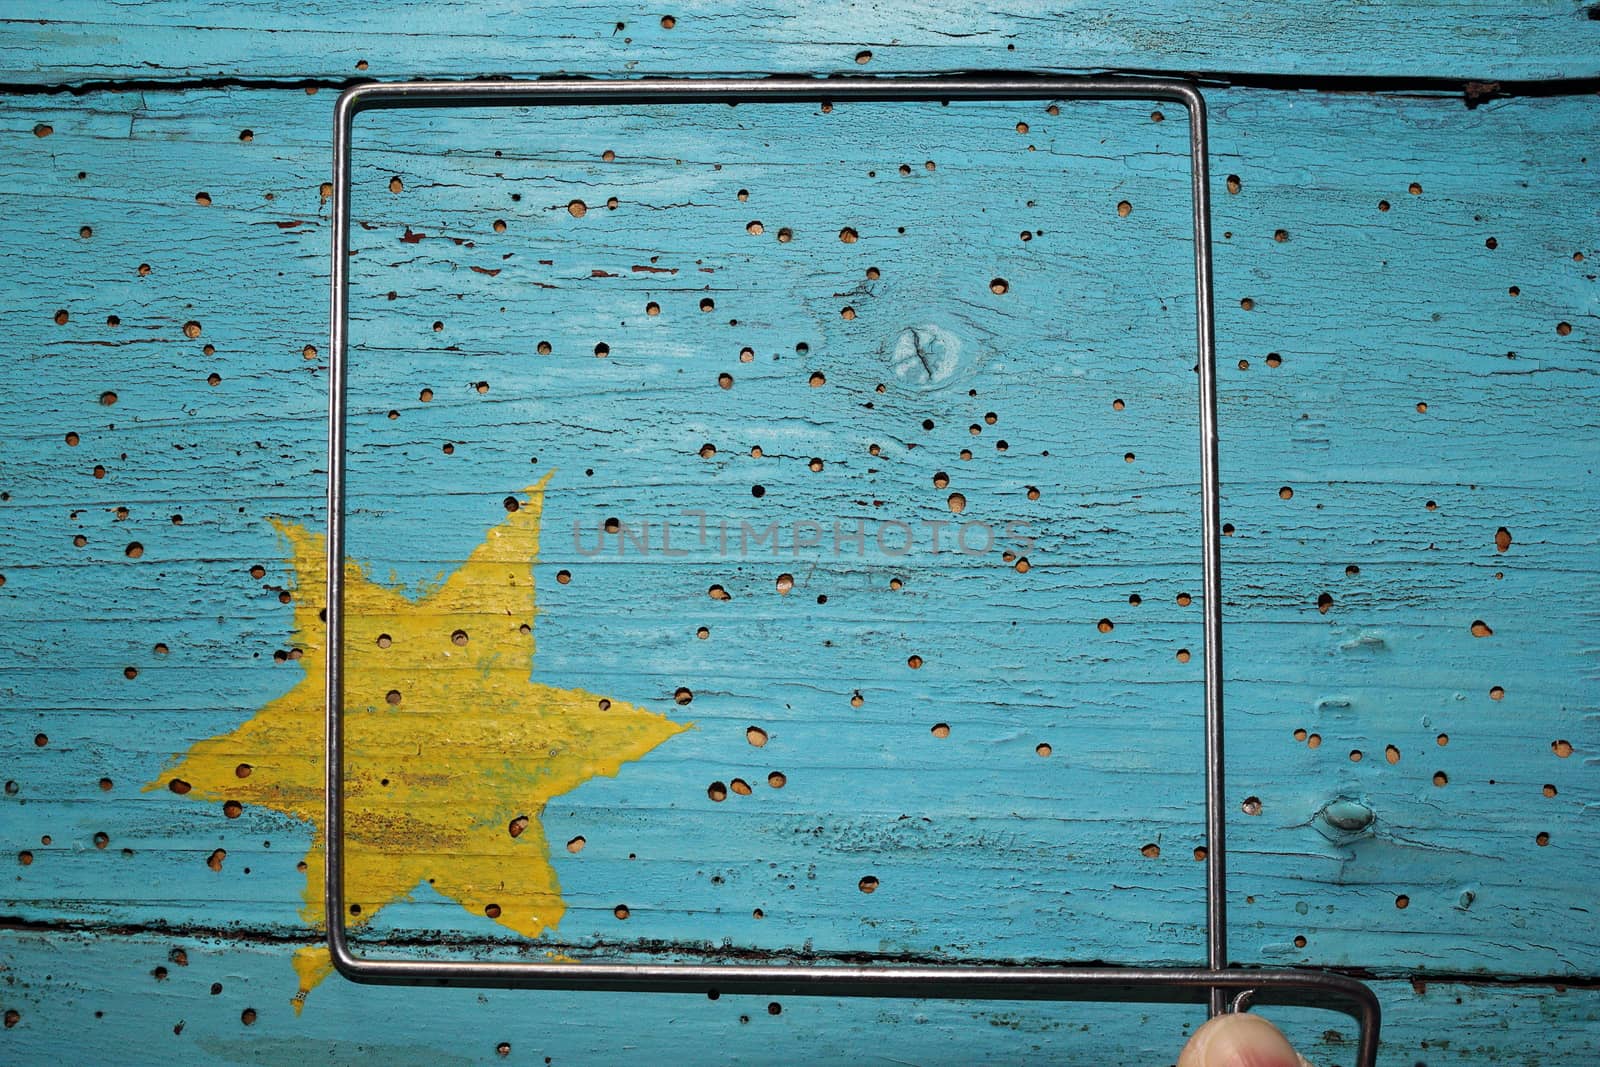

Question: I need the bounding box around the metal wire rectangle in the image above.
[326,75,1379,1063]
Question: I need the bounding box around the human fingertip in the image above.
[1177,1012,1309,1067]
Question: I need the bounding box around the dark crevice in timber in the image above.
[0,71,1596,108]
[5,915,1600,989]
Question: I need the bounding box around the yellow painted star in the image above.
[146,473,687,1007]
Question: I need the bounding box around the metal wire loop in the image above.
[325,75,1380,1066]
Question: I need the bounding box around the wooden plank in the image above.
[2,0,1600,84]
[3,930,1600,1065]
[0,80,1596,1054]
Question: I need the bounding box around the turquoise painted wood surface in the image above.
[2,6,1599,1065]
[6,931,1600,1065]
[4,0,1600,83]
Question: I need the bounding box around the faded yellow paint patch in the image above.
[147,474,688,1005]
[291,946,333,1013]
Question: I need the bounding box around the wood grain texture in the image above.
[0,73,1597,1064]
[3,0,1600,84]
[3,931,1600,1064]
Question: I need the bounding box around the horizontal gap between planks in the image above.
[0,71,1599,106]
[2,915,1598,990]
